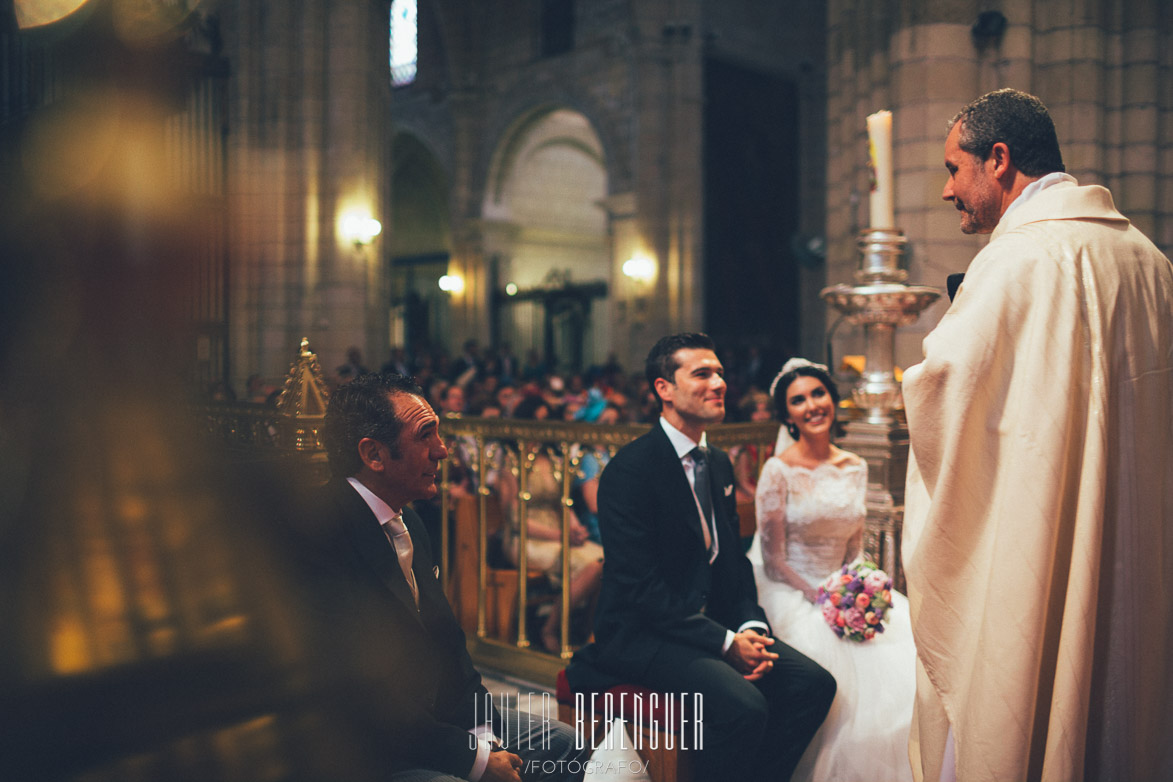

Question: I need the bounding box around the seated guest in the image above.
[292,373,588,780]
[467,398,507,494]
[450,339,482,385]
[439,384,467,417]
[381,346,411,377]
[571,394,620,544]
[335,346,369,385]
[500,396,603,653]
[438,384,476,499]
[730,389,774,505]
[494,383,520,418]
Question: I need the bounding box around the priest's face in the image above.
[942,121,1000,235]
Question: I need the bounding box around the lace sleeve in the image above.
[755,458,789,582]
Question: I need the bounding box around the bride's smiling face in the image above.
[784,375,836,440]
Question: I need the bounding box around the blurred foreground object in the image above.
[0,5,378,780]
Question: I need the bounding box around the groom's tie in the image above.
[690,446,714,553]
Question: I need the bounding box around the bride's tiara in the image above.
[769,357,831,399]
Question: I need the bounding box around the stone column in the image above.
[598,192,651,372]
[628,0,704,340]
[469,218,521,349]
[224,0,391,388]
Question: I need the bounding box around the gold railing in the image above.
[436,417,780,683]
[196,337,330,480]
[192,339,786,683]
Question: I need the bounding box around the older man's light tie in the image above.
[690,446,714,553]
[383,513,419,607]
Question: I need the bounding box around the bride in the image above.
[749,358,916,782]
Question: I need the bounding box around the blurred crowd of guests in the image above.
[214,338,784,424]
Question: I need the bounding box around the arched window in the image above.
[389,0,417,87]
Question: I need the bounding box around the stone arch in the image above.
[475,85,632,203]
[482,106,606,212]
[477,104,614,371]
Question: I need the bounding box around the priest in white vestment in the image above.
[902,88,1173,782]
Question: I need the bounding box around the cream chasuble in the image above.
[902,181,1173,782]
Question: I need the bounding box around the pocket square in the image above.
[724,484,734,497]
[433,565,440,579]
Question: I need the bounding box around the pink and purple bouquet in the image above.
[816,561,893,642]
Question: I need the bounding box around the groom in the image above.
[570,333,835,780]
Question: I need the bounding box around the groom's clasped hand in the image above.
[724,630,779,681]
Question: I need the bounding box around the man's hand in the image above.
[482,749,523,782]
[568,519,589,546]
[723,630,779,681]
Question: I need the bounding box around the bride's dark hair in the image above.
[771,362,840,442]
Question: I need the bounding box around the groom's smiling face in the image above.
[659,348,727,427]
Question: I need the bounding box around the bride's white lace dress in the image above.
[749,457,916,782]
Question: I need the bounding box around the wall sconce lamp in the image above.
[340,213,382,248]
[622,255,656,283]
[438,274,465,294]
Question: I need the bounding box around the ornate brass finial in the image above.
[276,338,330,451]
[277,338,329,417]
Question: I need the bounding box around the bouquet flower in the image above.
[816,561,892,642]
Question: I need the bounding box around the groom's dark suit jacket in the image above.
[573,422,770,684]
[291,478,499,778]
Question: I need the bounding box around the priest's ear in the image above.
[989,141,1015,182]
[357,437,388,473]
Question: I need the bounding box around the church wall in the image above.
[395,0,828,374]
[222,0,392,389]
[448,0,645,370]
[825,0,1173,374]
[211,0,1169,388]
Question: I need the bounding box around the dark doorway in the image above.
[702,58,801,376]
[494,281,606,374]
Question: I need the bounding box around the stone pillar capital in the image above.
[596,191,637,220]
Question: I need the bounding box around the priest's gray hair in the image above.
[949,88,1065,177]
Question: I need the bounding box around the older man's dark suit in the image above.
[572,424,834,780]
[292,479,498,778]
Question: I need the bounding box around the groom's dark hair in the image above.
[645,332,717,411]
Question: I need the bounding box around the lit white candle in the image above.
[867,110,895,229]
